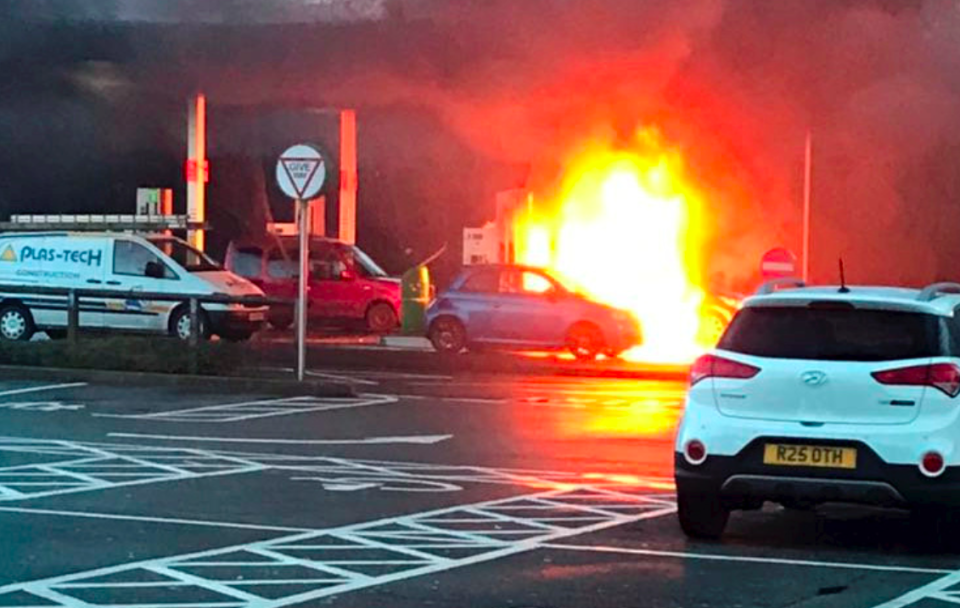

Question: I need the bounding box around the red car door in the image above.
[308,244,362,320]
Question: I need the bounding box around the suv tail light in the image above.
[690,354,761,386]
[871,363,960,397]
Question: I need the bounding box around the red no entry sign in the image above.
[761,248,797,279]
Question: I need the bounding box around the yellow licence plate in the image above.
[763,444,857,469]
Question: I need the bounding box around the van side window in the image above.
[113,241,174,279]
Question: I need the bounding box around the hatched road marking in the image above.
[871,570,960,607]
[0,437,681,606]
[0,437,672,501]
[0,486,676,608]
[0,438,265,500]
[94,393,397,423]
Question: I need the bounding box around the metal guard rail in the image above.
[0,283,293,360]
[0,283,289,306]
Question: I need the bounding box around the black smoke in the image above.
[2,0,960,286]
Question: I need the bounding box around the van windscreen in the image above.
[149,238,221,272]
[718,306,941,361]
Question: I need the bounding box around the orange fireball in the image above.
[516,127,711,363]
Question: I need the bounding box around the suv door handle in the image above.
[106,280,121,286]
[86,279,102,284]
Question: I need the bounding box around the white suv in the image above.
[675,280,960,538]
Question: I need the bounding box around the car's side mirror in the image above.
[144,261,165,279]
[339,269,356,281]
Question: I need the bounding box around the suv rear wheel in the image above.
[677,487,729,539]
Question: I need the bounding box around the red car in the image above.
[224,237,401,332]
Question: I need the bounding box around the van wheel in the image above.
[677,487,729,540]
[170,307,209,341]
[566,321,604,360]
[366,302,398,333]
[0,304,35,342]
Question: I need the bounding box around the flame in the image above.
[517,127,710,363]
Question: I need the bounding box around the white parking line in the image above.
[543,543,953,576]
[107,433,454,445]
[305,370,379,386]
[334,370,455,381]
[0,505,313,532]
[0,383,87,398]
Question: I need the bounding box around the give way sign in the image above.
[276,144,327,200]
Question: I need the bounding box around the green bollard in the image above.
[401,265,431,335]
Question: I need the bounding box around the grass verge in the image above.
[0,337,258,376]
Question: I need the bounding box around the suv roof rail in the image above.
[918,282,960,302]
[755,277,806,296]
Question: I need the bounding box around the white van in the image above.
[0,232,267,342]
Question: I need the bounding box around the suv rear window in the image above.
[718,306,941,361]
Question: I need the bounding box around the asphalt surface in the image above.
[246,330,691,382]
[0,367,957,608]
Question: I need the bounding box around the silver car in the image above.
[425,264,641,359]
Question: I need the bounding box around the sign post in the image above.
[276,144,327,381]
[802,131,813,283]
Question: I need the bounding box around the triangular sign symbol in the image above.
[0,246,16,262]
[281,157,322,199]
